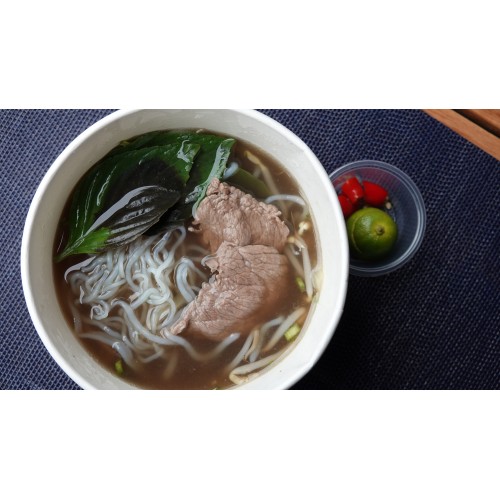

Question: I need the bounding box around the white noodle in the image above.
[130,288,165,309]
[182,258,209,281]
[175,262,197,302]
[79,332,117,346]
[158,300,178,329]
[90,301,109,320]
[80,315,122,340]
[163,350,179,379]
[64,256,94,276]
[128,331,151,350]
[152,228,176,262]
[137,347,165,364]
[112,341,135,367]
[112,300,176,346]
[163,333,240,362]
[185,244,211,257]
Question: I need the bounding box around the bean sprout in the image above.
[229,351,282,385]
[247,317,285,363]
[263,307,306,352]
[226,331,256,372]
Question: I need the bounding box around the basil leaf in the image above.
[55,142,200,261]
[148,132,236,229]
[105,131,168,158]
[183,137,236,207]
[104,131,236,221]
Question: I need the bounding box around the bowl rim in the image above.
[21,109,349,390]
[329,159,426,277]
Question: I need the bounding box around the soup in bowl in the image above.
[21,109,349,389]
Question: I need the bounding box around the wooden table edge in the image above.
[423,109,500,162]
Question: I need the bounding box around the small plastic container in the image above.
[330,160,426,277]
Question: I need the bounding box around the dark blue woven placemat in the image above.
[1,109,498,390]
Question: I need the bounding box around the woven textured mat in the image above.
[1,109,498,390]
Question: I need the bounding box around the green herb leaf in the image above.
[103,130,236,229]
[55,142,200,261]
[105,131,168,158]
[147,132,236,228]
[222,163,272,199]
[182,136,236,208]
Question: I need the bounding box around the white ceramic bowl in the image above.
[21,109,349,389]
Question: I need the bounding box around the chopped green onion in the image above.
[295,276,306,293]
[284,323,301,342]
[114,359,124,376]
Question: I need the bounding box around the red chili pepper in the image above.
[341,177,364,207]
[337,193,354,217]
[362,181,389,207]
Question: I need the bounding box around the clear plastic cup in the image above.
[330,160,426,277]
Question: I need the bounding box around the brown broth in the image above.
[53,132,318,390]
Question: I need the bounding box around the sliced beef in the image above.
[193,179,289,252]
[171,242,290,341]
